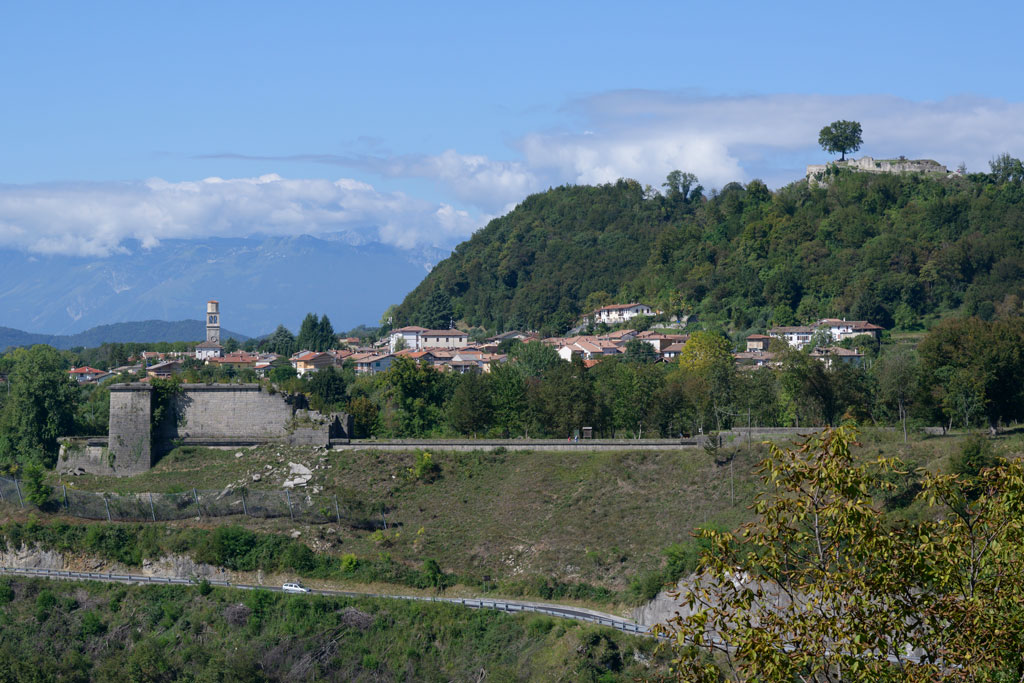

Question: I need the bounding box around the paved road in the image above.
[0,565,651,637]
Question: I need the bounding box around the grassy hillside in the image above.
[54,443,765,596]
[39,430,1003,605]
[0,577,662,681]
[394,170,1024,334]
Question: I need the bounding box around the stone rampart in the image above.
[170,384,294,440]
[107,385,153,475]
[807,155,948,185]
[62,383,351,477]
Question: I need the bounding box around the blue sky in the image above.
[2,1,1023,256]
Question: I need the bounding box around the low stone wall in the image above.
[58,437,114,476]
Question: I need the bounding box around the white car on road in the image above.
[282,582,310,593]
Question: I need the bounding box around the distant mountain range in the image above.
[0,233,449,336]
[0,320,252,351]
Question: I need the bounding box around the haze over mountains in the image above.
[2,232,449,338]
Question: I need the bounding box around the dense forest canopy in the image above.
[394,166,1024,335]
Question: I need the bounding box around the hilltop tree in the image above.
[818,119,863,161]
[662,170,703,204]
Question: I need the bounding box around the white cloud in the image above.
[0,174,480,257]
[521,91,1024,189]
[8,92,1024,258]
[215,93,1024,208]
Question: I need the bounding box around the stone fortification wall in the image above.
[171,385,294,440]
[107,385,153,475]
[807,156,948,184]
[58,437,114,476]
[62,383,349,477]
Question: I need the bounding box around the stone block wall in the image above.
[107,384,154,475]
[58,438,114,476]
[169,385,295,440]
[88,383,349,476]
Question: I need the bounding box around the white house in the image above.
[590,303,654,326]
[194,340,224,361]
[68,366,108,383]
[389,326,470,352]
[814,319,884,342]
[768,319,883,350]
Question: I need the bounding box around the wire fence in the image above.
[0,475,357,525]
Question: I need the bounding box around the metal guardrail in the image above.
[0,565,650,637]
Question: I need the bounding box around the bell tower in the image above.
[206,300,221,344]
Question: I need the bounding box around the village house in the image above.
[351,352,395,375]
[485,330,532,344]
[746,334,771,352]
[555,336,625,361]
[68,366,109,383]
[635,330,688,353]
[810,346,865,368]
[194,340,224,361]
[815,318,884,342]
[661,342,686,360]
[733,351,778,368]
[389,326,470,352]
[289,350,337,376]
[768,318,883,350]
[588,303,655,326]
[767,325,816,350]
[146,360,183,379]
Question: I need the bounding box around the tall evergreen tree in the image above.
[316,315,336,351]
[295,313,319,351]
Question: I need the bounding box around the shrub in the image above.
[409,452,440,482]
[80,610,107,638]
[340,553,358,573]
[23,463,51,507]
[35,589,57,622]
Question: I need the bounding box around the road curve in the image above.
[0,565,651,637]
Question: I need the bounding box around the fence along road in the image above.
[0,475,354,525]
[0,565,650,637]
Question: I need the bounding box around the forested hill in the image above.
[393,168,1024,335]
[0,319,250,351]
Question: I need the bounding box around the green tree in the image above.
[609,362,664,438]
[418,289,454,330]
[385,356,449,436]
[989,153,1024,183]
[0,346,80,469]
[295,313,320,351]
[448,372,493,436]
[658,426,1024,681]
[621,338,657,363]
[662,170,703,204]
[263,325,296,357]
[818,119,863,160]
[918,317,1024,433]
[316,314,336,351]
[23,462,50,506]
[307,367,348,410]
[509,341,561,378]
[222,337,239,353]
[536,358,594,438]
[873,346,920,442]
[489,363,526,437]
[677,331,735,432]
